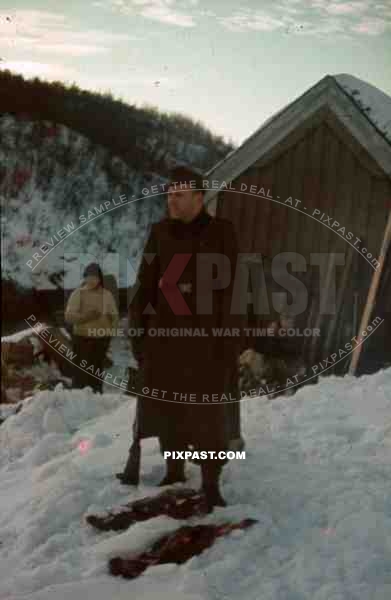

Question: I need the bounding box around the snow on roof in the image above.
[204,74,391,211]
[334,74,391,145]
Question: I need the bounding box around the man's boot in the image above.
[116,440,140,486]
[158,457,186,486]
[201,462,227,512]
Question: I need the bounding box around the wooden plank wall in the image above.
[217,118,391,368]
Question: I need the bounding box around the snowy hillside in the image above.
[0,113,166,290]
[1,369,391,599]
[0,71,234,293]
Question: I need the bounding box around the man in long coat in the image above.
[119,166,243,510]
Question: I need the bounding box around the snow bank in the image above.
[0,386,124,466]
[1,323,48,344]
[1,369,391,599]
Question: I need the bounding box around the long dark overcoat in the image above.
[128,207,242,451]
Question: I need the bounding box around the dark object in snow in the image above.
[115,366,143,485]
[116,437,141,486]
[200,462,227,510]
[86,487,210,531]
[109,518,258,579]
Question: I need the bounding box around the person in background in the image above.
[65,263,119,393]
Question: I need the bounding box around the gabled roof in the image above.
[204,74,391,209]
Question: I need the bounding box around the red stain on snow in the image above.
[77,439,92,454]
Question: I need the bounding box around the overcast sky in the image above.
[0,1,390,145]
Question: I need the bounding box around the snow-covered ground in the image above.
[1,369,391,599]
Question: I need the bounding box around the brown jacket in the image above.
[129,207,242,449]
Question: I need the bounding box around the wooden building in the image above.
[204,74,391,373]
